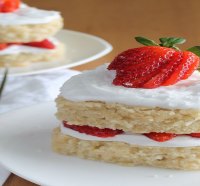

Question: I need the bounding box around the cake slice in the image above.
[53,37,200,170]
[0,0,65,67]
[0,2,63,43]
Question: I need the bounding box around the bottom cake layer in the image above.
[52,127,200,170]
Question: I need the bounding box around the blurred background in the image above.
[24,0,200,70]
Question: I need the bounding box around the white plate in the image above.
[0,29,112,76]
[0,102,199,186]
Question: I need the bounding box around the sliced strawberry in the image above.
[0,43,8,50]
[143,51,183,88]
[180,52,199,80]
[25,39,55,49]
[0,0,20,13]
[144,132,177,142]
[108,46,175,88]
[63,121,124,138]
[162,51,200,86]
[108,46,175,73]
[188,133,200,138]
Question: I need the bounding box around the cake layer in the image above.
[0,42,65,67]
[52,128,200,170]
[0,18,63,43]
[56,96,200,134]
[60,64,200,110]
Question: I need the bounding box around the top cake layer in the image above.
[60,64,200,109]
[0,4,61,25]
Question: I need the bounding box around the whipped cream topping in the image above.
[0,38,59,56]
[60,64,200,109]
[0,4,61,25]
[60,124,200,147]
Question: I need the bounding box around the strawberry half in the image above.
[144,132,177,142]
[108,37,200,89]
[25,39,55,49]
[63,121,124,138]
[0,0,20,13]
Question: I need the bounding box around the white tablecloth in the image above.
[0,69,80,185]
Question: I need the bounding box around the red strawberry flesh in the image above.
[0,0,20,13]
[163,51,199,85]
[0,43,8,50]
[25,39,55,49]
[63,121,200,141]
[63,121,124,138]
[144,132,177,142]
[143,51,183,88]
[108,46,176,88]
[187,133,200,138]
[0,39,55,51]
[108,45,199,88]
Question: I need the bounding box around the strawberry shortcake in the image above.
[53,37,200,170]
[0,0,64,66]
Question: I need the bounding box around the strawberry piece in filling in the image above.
[63,121,124,138]
[0,39,56,51]
[187,133,200,138]
[25,39,56,49]
[63,122,200,142]
[0,43,8,50]
[144,132,177,142]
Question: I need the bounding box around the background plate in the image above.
[0,102,200,186]
[0,29,112,76]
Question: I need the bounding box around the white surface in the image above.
[0,165,10,186]
[0,37,59,55]
[0,29,112,76]
[60,64,200,109]
[0,102,200,186]
[61,123,200,147]
[0,69,79,114]
[0,69,79,183]
[0,3,61,25]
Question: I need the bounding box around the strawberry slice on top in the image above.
[0,0,20,13]
[108,37,200,88]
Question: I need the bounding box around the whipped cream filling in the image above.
[0,4,61,25]
[60,64,200,109]
[60,124,200,147]
[0,38,59,56]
